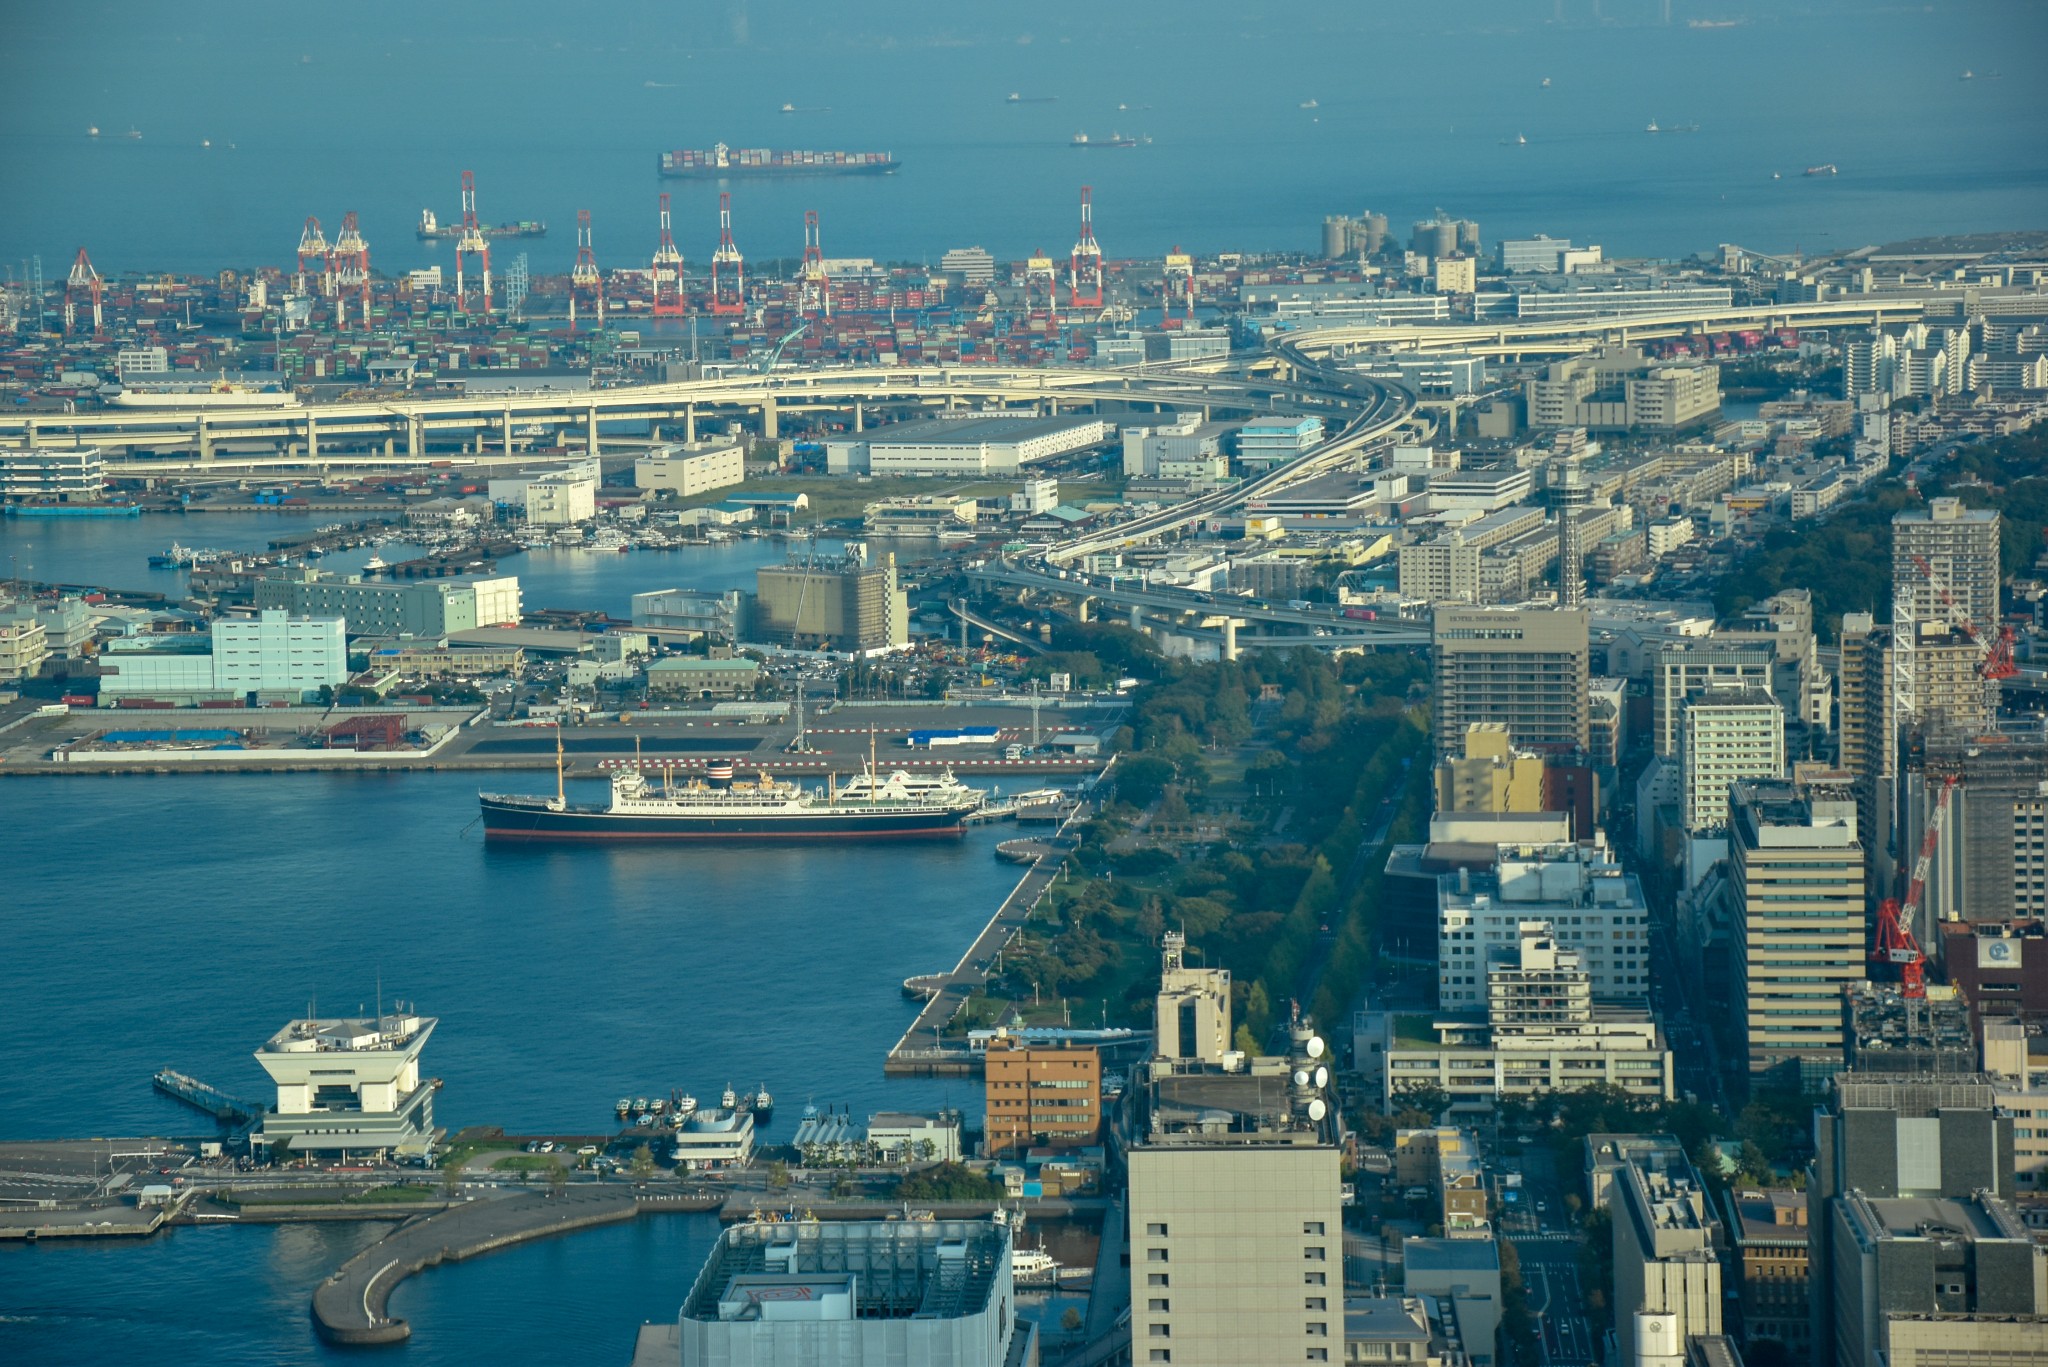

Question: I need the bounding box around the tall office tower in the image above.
[1837,613,1895,884]
[1806,1073,2029,1367]
[1432,606,1590,755]
[1652,640,1777,758]
[1128,945,1344,1364]
[1910,733,2048,928]
[1730,778,1866,1088]
[1612,1150,1725,1366]
[1680,685,1787,833]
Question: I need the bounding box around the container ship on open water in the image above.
[658,142,899,179]
[479,757,985,842]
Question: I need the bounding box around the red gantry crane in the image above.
[797,209,830,318]
[295,216,331,297]
[710,192,745,317]
[329,212,370,328]
[1069,185,1104,309]
[570,209,603,331]
[650,193,686,317]
[454,170,493,318]
[63,247,103,334]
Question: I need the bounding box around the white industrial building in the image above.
[634,441,747,498]
[826,416,1109,476]
[0,444,106,503]
[253,1009,439,1161]
[98,610,349,705]
[525,474,596,526]
[666,1218,1024,1367]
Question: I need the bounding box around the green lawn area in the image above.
[490,1154,564,1172]
[656,474,1127,524]
[1392,1014,1442,1048]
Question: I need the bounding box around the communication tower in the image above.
[1068,186,1104,309]
[798,210,830,318]
[328,212,370,328]
[295,216,331,297]
[1162,244,1195,325]
[453,170,493,318]
[569,209,603,330]
[650,192,686,317]
[63,247,102,334]
[710,192,745,316]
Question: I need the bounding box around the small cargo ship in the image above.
[1071,131,1139,148]
[1006,92,1057,104]
[416,209,548,241]
[658,142,898,178]
[478,735,986,841]
[1803,163,1839,177]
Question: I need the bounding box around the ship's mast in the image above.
[555,722,566,808]
[870,727,878,805]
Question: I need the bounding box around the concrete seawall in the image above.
[313,1190,652,1346]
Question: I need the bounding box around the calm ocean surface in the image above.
[1,1,2044,275]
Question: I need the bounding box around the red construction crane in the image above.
[453,170,493,318]
[1908,552,2012,683]
[1873,773,1960,999]
[798,210,830,318]
[328,212,370,328]
[710,192,745,317]
[650,193,686,317]
[1069,186,1104,309]
[295,216,331,297]
[570,209,603,331]
[63,247,102,334]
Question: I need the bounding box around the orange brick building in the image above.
[982,1038,1101,1157]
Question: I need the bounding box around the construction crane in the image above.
[650,193,686,316]
[1873,773,1961,1000]
[1908,552,2014,682]
[453,170,492,318]
[797,210,830,318]
[754,322,807,374]
[63,247,102,334]
[328,212,370,328]
[710,192,745,316]
[295,216,330,297]
[570,209,603,331]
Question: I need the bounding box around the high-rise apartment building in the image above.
[1432,606,1590,755]
[1128,946,1344,1364]
[1653,640,1778,758]
[1730,778,1866,1084]
[1892,498,2001,640]
[1681,686,1787,833]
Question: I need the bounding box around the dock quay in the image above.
[885,789,1100,1076]
[152,1068,265,1128]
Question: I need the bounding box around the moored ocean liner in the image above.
[658,142,899,178]
[479,751,985,841]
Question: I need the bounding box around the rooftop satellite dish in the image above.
[1307,1035,1326,1059]
[1307,1097,1328,1122]
[1313,1065,1330,1089]
[1293,1069,1311,1088]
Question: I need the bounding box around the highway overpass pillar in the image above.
[502,409,514,455]
[197,418,212,462]
[383,436,394,457]
[586,406,599,456]
[1076,597,1091,624]
[854,401,864,433]
[305,415,318,462]
[407,415,422,459]
[1129,604,1143,630]
[761,395,779,440]
[684,404,697,444]
[1223,618,1239,662]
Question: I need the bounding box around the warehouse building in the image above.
[825,416,1109,476]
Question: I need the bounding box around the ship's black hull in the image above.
[657,163,898,179]
[479,794,970,841]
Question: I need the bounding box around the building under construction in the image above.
[752,551,907,654]
[1908,729,2048,934]
[1842,981,1976,1075]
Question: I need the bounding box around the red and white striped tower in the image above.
[453,170,492,318]
[570,209,603,330]
[1068,186,1104,309]
[295,216,331,297]
[709,192,745,316]
[329,212,371,328]
[650,193,686,316]
[798,209,830,318]
[64,247,102,334]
